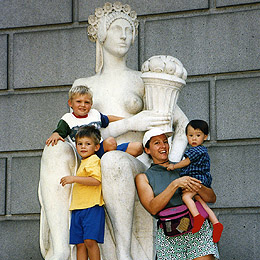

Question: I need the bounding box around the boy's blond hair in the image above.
[69,85,93,102]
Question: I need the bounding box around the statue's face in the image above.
[103,18,133,58]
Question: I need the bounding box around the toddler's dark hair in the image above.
[75,125,101,145]
[185,120,209,135]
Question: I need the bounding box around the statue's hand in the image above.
[101,110,171,139]
[127,110,171,131]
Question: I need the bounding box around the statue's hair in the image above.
[69,85,93,101]
[75,125,101,146]
[97,12,136,44]
[88,2,139,73]
[87,2,138,44]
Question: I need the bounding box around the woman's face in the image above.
[103,18,133,58]
[145,134,169,164]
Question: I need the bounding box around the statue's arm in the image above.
[101,110,171,139]
[169,105,189,162]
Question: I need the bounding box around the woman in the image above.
[39,2,189,260]
[135,128,219,260]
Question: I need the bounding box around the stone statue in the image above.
[38,2,188,260]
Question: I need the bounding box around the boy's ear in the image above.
[68,99,72,107]
[95,143,100,152]
[204,135,208,141]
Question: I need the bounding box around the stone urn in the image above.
[141,55,187,132]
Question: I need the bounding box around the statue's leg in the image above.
[38,185,52,258]
[39,141,77,260]
[101,151,146,260]
[99,211,117,260]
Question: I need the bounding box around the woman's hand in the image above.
[178,177,217,203]
[174,176,202,192]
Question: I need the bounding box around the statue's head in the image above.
[87,2,138,45]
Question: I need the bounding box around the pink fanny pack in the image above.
[158,201,209,237]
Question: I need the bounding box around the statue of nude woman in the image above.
[38,2,188,260]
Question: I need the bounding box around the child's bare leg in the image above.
[76,243,88,260]
[182,191,205,233]
[103,137,117,152]
[182,191,200,216]
[84,239,100,260]
[195,195,223,243]
[125,142,143,157]
[194,195,218,224]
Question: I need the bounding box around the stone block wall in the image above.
[0,1,259,259]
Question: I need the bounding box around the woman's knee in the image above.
[103,137,117,152]
[194,254,214,260]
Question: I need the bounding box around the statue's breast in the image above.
[123,92,143,115]
[93,89,143,116]
[75,71,144,116]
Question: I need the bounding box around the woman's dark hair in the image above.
[144,139,152,159]
[145,139,150,149]
[185,120,209,135]
[75,125,101,145]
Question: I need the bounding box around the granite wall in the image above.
[0,0,259,259]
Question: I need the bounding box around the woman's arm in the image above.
[135,174,179,215]
[197,185,216,203]
[135,174,202,215]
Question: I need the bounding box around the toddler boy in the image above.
[167,120,223,243]
[60,125,104,259]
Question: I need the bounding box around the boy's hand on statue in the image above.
[60,176,74,186]
[46,132,65,146]
[166,163,175,171]
[129,110,171,131]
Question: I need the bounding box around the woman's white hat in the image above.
[143,128,173,147]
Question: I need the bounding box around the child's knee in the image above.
[103,137,117,152]
[126,142,143,157]
[135,142,144,155]
[76,243,86,253]
[84,239,98,249]
[182,192,194,201]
